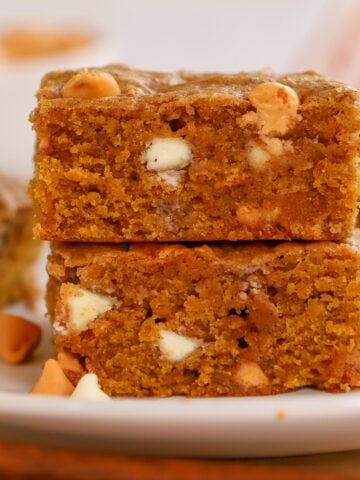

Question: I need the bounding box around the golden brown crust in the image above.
[47,238,360,397]
[37,65,357,102]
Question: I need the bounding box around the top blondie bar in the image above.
[30,65,360,242]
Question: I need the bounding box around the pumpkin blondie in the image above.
[47,238,360,397]
[31,65,359,242]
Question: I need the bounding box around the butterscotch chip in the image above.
[0,314,41,364]
[236,205,280,227]
[0,25,92,60]
[30,359,74,396]
[57,351,83,374]
[248,81,300,135]
[234,362,270,387]
[62,71,120,99]
[57,351,84,385]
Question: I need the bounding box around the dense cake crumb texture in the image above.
[31,65,360,242]
[47,240,360,397]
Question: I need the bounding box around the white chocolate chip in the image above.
[158,329,202,362]
[144,138,191,172]
[247,143,270,170]
[157,170,183,187]
[71,374,110,400]
[60,283,116,332]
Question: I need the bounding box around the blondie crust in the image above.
[0,174,39,308]
[47,239,360,397]
[31,66,360,242]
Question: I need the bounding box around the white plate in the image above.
[1,252,360,458]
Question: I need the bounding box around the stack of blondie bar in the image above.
[30,65,360,396]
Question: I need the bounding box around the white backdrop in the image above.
[0,0,356,178]
[2,0,333,72]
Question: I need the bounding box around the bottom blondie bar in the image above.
[47,239,360,397]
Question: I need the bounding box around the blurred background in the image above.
[1,0,359,178]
